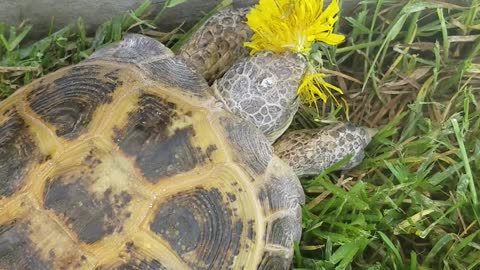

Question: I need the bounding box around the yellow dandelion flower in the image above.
[298,72,344,108]
[245,0,347,109]
[245,0,345,55]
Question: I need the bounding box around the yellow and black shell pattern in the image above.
[0,35,304,270]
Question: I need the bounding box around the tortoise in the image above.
[0,8,374,270]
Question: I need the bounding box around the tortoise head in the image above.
[177,5,374,178]
[178,8,307,143]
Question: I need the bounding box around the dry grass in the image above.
[1,0,479,269]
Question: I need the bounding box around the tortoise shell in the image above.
[0,35,304,269]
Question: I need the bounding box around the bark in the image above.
[0,0,255,39]
[0,0,469,40]
[0,0,357,39]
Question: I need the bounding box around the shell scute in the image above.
[113,92,221,183]
[26,64,122,139]
[149,187,243,269]
[0,108,44,199]
[43,175,133,244]
[0,34,305,270]
[140,56,211,98]
[88,34,174,63]
[0,220,53,270]
[216,114,273,177]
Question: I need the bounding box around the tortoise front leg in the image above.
[177,8,252,84]
[274,123,376,178]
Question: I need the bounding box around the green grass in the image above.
[294,1,480,269]
[1,0,479,269]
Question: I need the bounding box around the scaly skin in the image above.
[180,7,373,176]
[214,51,306,142]
[178,7,252,84]
[274,123,377,177]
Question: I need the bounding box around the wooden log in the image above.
[0,0,359,40]
[0,0,469,40]
[0,0,255,39]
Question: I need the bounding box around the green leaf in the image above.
[171,0,232,52]
[2,25,32,52]
[377,231,402,265]
[122,0,152,30]
[330,237,369,269]
[425,234,454,264]
[164,0,188,8]
[310,176,369,210]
